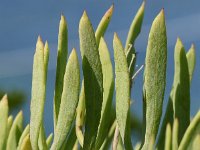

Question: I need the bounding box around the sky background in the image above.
[0,0,200,139]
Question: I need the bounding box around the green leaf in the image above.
[79,11,103,149]
[157,39,191,149]
[7,111,23,150]
[0,95,8,150]
[62,123,77,150]
[46,133,53,149]
[30,36,46,150]
[6,116,13,143]
[38,125,47,150]
[179,111,200,150]
[21,134,32,150]
[190,134,200,150]
[186,44,196,82]
[113,33,132,150]
[51,49,80,150]
[18,124,30,150]
[125,1,145,77]
[100,120,117,150]
[44,41,49,81]
[164,124,172,150]
[173,38,190,143]
[95,37,114,149]
[95,4,114,46]
[75,81,85,147]
[141,10,167,150]
[172,119,178,150]
[54,15,68,128]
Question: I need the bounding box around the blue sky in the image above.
[0,0,200,135]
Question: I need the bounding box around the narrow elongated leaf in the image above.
[0,95,8,150]
[157,39,191,149]
[113,33,132,150]
[6,116,13,141]
[76,81,85,147]
[190,134,200,150]
[21,134,32,150]
[51,49,80,150]
[172,119,178,150]
[62,123,77,150]
[125,1,145,77]
[142,10,167,150]
[173,38,190,143]
[164,124,171,150]
[38,126,47,150]
[46,133,53,149]
[95,4,114,46]
[30,36,46,150]
[44,41,49,80]
[95,37,114,149]
[54,15,68,127]
[179,111,200,150]
[186,44,196,82]
[100,120,117,150]
[18,124,30,150]
[79,11,103,149]
[7,111,23,150]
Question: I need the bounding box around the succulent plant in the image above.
[0,1,199,150]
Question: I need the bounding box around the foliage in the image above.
[0,1,199,150]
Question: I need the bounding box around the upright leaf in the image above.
[157,39,191,149]
[164,124,172,150]
[30,36,46,150]
[142,10,167,150]
[173,38,190,143]
[7,111,23,150]
[186,44,196,82]
[18,124,30,150]
[21,134,32,150]
[113,33,132,149]
[172,119,179,150]
[125,1,145,77]
[179,111,200,150]
[54,15,68,127]
[76,81,85,147]
[95,4,114,46]
[46,133,53,149]
[51,49,80,150]
[38,126,47,150]
[79,11,103,149]
[0,95,8,150]
[95,37,114,149]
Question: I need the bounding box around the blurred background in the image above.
[0,0,200,144]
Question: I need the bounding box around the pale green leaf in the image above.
[79,11,103,149]
[142,10,167,150]
[113,33,132,150]
[30,36,46,150]
[186,44,196,82]
[38,125,47,150]
[7,111,23,150]
[75,81,85,147]
[95,37,114,149]
[0,95,9,150]
[21,134,32,150]
[46,133,53,149]
[95,4,114,46]
[179,111,200,150]
[51,49,80,150]
[164,124,172,150]
[125,1,145,77]
[18,124,30,150]
[172,119,178,150]
[54,15,68,128]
